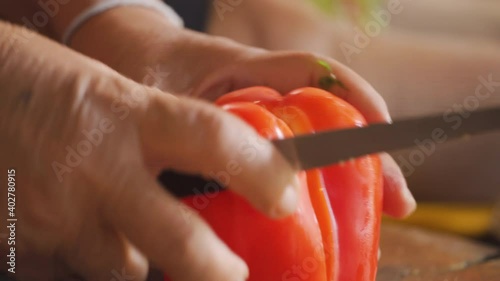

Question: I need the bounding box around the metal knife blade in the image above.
[274,106,500,170]
[158,107,500,198]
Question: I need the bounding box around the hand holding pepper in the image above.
[0,23,301,281]
[0,1,415,280]
[68,6,415,219]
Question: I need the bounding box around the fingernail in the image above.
[402,186,417,216]
[237,258,249,281]
[271,176,300,218]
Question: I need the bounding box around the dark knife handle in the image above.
[157,170,226,198]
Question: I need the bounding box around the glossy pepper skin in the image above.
[165,87,383,281]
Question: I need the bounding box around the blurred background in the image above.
[202,0,500,244]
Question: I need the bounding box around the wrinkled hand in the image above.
[70,7,416,218]
[0,23,300,281]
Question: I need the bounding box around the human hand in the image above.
[69,6,416,218]
[0,22,300,281]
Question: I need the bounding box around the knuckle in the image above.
[182,100,241,168]
[167,216,208,269]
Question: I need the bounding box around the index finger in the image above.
[195,52,392,123]
[140,93,301,218]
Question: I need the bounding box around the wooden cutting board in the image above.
[149,223,500,281]
[377,223,500,281]
[2,223,498,280]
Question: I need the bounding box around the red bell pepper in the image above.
[165,87,383,281]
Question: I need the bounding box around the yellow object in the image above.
[384,203,495,237]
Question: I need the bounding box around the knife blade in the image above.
[158,107,500,198]
[274,106,500,170]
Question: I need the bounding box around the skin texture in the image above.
[0,22,302,281]
[0,1,415,279]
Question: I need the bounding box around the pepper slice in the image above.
[166,87,382,281]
